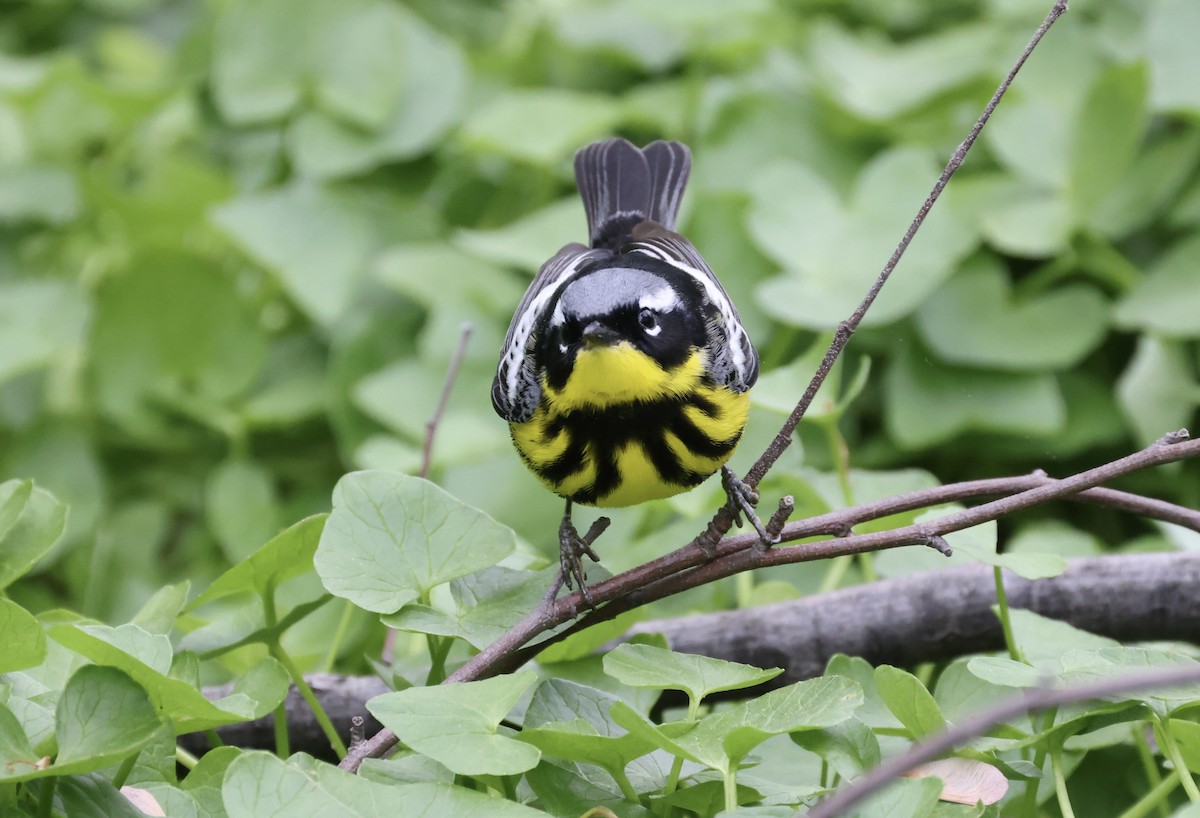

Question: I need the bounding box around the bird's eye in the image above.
[638,309,659,332]
[560,321,581,345]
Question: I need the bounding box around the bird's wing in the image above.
[625,222,759,392]
[492,243,608,422]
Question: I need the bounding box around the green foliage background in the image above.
[3,0,1200,815]
[4,0,1198,623]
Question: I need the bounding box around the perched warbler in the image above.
[492,137,763,596]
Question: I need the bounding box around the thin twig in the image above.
[419,322,473,480]
[805,663,1200,818]
[742,0,1070,492]
[384,322,474,666]
[486,434,1200,674]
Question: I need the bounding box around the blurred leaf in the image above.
[0,597,46,673]
[1067,63,1149,220]
[1090,128,1200,238]
[213,0,406,127]
[749,148,978,328]
[1145,0,1200,113]
[1115,336,1200,447]
[978,188,1074,258]
[288,7,467,178]
[88,251,267,437]
[0,280,88,387]
[809,21,1001,121]
[205,459,284,564]
[314,471,516,614]
[211,184,375,328]
[367,673,540,776]
[374,243,523,314]
[458,89,621,165]
[1115,233,1200,337]
[917,256,1108,370]
[456,198,585,272]
[884,344,1065,449]
[0,479,67,590]
[0,164,78,223]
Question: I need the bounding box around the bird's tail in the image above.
[574,138,692,250]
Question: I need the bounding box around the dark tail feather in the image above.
[574,138,692,250]
[643,140,691,230]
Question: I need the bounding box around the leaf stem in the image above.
[993,565,1025,663]
[320,598,356,673]
[176,745,199,770]
[204,728,224,748]
[723,766,738,813]
[1051,750,1077,818]
[37,776,56,818]
[111,752,138,789]
[611,766,641,803]
[1157,719,1200,803]
[273,699,290,758]
[272,643,348,759]
[1132,725,1171,818]
[1116,770,1180,818]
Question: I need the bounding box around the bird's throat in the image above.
[545,344,705,411]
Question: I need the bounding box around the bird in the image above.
[491,137,764,600]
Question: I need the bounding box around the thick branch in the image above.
[626,551,1200,685]
[203,553,1200,757]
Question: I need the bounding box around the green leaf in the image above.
[455,198,585,272]
[205,458,284,564]
[1145,0,1200,113]
[790,717,880,781]
[458,88,621,165]
[749,148,978,329]
[884,344,1066,449]
[966,656,1045,689]
[55,774,148,817]
[916,257,1108,371]
[1067,63,1149,220]
[314,471,516,614]
[88,251,267,438]
[0,479,67,590]
[131,581,191,636]
[0,280,87,387]
[0,702,37,781]
[0,164,79,223]
[288,9,467,178]
[212,0,406,128]
[1006,609,1119,670]
[211,184,376,328]
[49,623,288,733]
[181,745,242,817]
[1168,718,1200,774]
[844,775,943,818]
[953,539,1067,581]
[1115,336,1200,447]
[223,752,548,818]
[603,643,782,707]
[1060,647,1200,718]
[51,666,162,777]
[383,566,554,649]
[518,717,657,776]
[613,675,862,773]
[874,665,946,739]
[1115,233,1200,337]
[978,188,1074,258]
[809,21,1001,120]
[188,515,327,609]
[366,673,540,776]
[0,597,45,672]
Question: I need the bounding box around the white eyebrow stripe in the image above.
[639,286,679,312]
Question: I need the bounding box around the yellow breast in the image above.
[508,344,751,508]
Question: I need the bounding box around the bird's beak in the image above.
[582,320,621,348]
